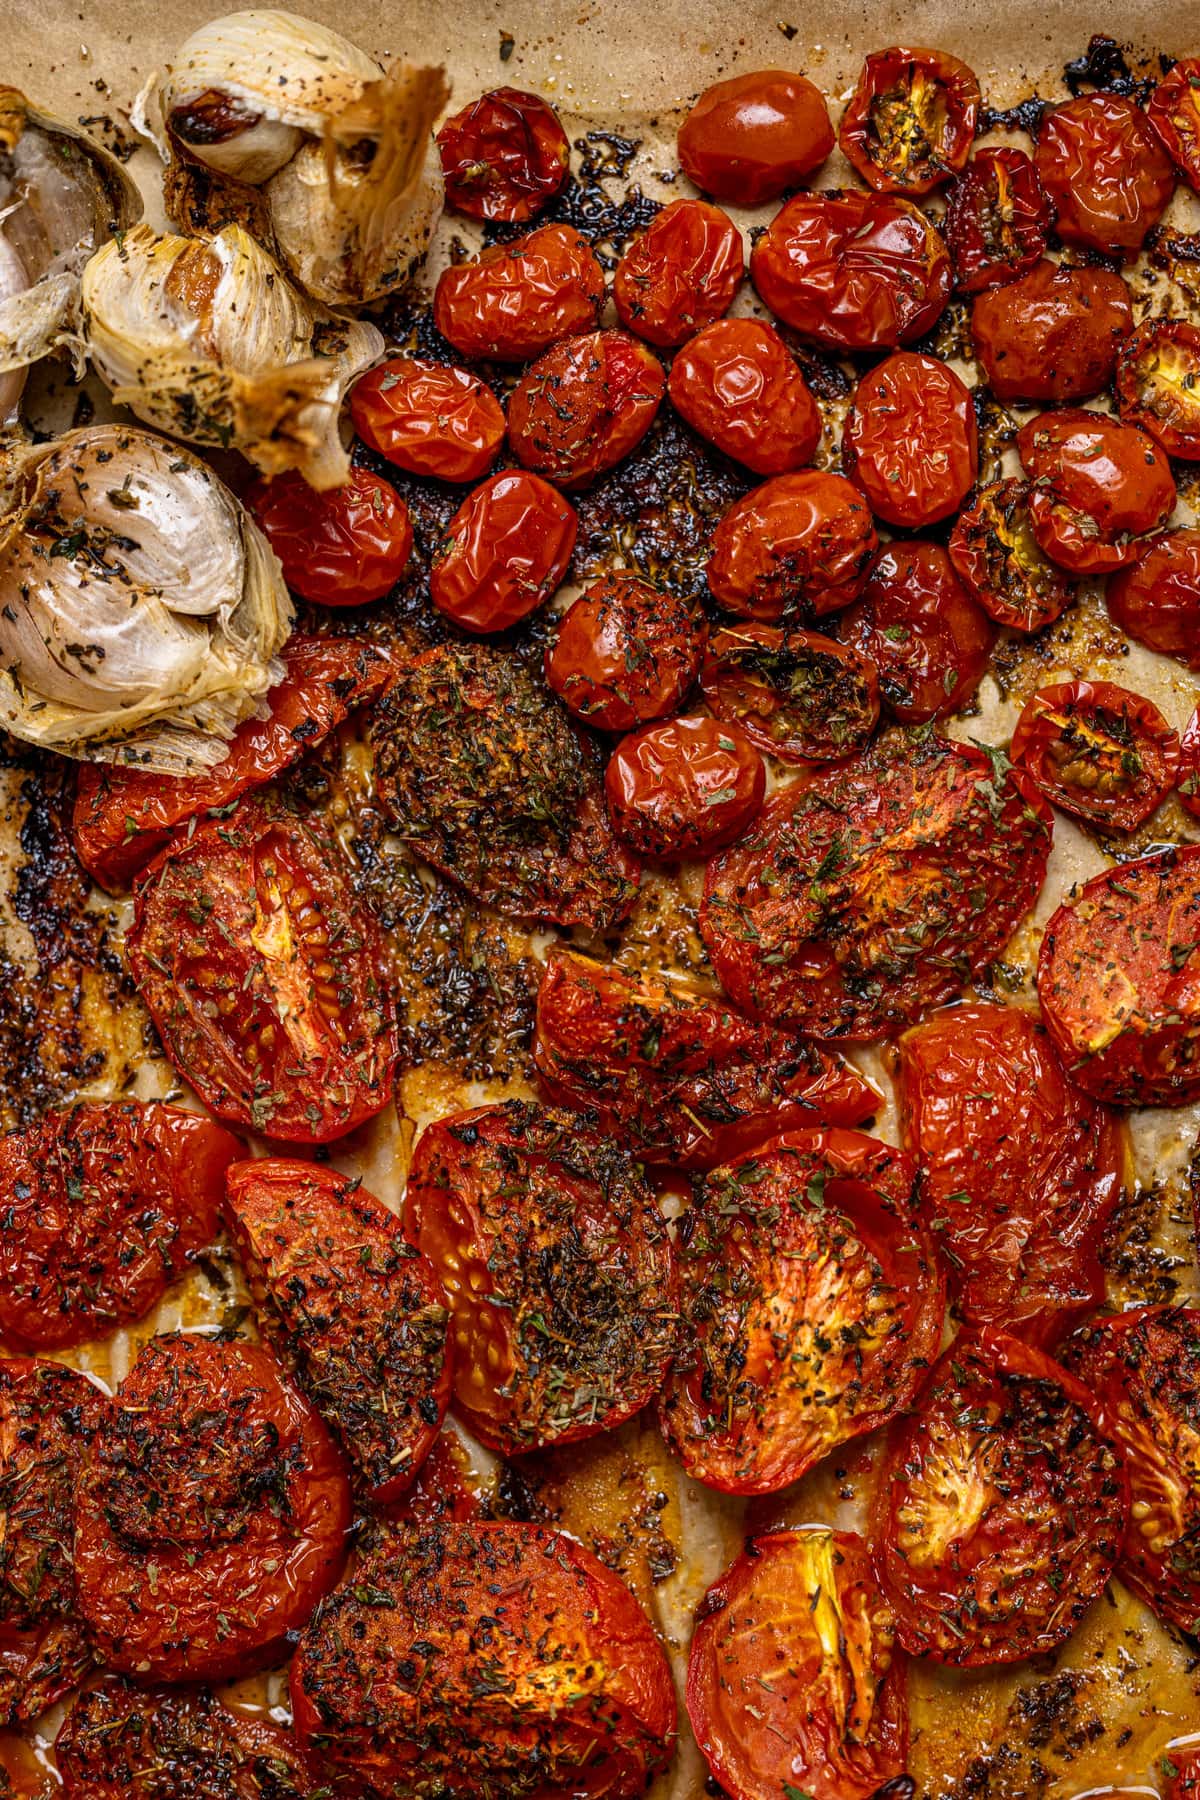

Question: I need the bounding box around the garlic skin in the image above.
[82,223,384,490]
[0,426,293,772]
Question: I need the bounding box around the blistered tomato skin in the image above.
[507,330,665,488]
[949,477,1076,631]
[1149,57,1200,188]
[433,223,605,361]
[943,147,1051,292]
[613,198,743,347]
[667,317,821,474]
[706,469,877,621]
[431,469,577,631]
[1010,679,1180,833]
[604,715,764,859]
[970,258,1133,402]
[1181,709,1200,818]
[700,622,879,763]
[1117,319,1200,459]
[838,46,981,196]
[544,572,705,730]
[246,467,412,605]
[1035,92,1175,258]
[1107,529,1200,669]
[349,357,505,481]
[1017,409,1176,575]
[677,69,834,204]
[436,86,569,221]
[838,540,996,721]
[843,350,977,528]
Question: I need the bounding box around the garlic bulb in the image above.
[82,223,384,490]
[0,425,293,772]
[137,10,448,307]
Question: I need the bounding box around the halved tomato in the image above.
[1149,58,1200,189]
[1107,528,1200,669]
[949,477,1076,632]
[838,541,996,722]
[1010,679,1179,832]
[700,622,879,763]
[1017,409,1176,575]
[970,259,1133,403]
[1116,319,1200,460]
[1180,709,1200,819]
[706,470,877,621]
[838,46,980,196]
[943,147,1051,293]
[379,1428,484,1530]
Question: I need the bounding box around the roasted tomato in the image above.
[0,1736,44,1797]
[751,188,952,351]
[1116,319,1200,459]
[291,1519,676,1798]
[0,1101,239,1351]
[1107,529,1200,668]
[225,1159,451,1504]
[372,641,640,928]
[604,715,765,858]
[666,317,821,475]
[658,1129,940,1493]
[687,1527,907,1800]
[349,356,506,481]
[73,634,392,891]
[1149,58,1200,189]
[700,728,1052,1040]
[433,223,605,361]
[435,86,569,222]
[74,1334,349,1682]
[838,46,980,197]
[1035,93,1175,258]
[874,1332,1127,1665]
[126,798,398,1142]
[1017,409,1176,575]
[544,572,705,730]
[897,1001,1125,1343]
[843,351,978,528]
[1166,1748,1200,1799]
[405,1102,677,1455]
[246,467,412,606]
[533,949,879,1170]
[507,330,665,488]
[1037,845,1200,1106]
[430,469,577,631]
[1180,709,1200,818]
[613,198,743,348]
[838,541,996,722]
[1011,679,1180,832]
[943,147,1051,292]
[382,1428,484,1530]
[949,477,1076,631]
[970,258,1133,402]
[706,470,877,621]
[700,622,879,763]
[676,69,834,204]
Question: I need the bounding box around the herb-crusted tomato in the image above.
[949,477,1077,632]
[430,469,577,632]
[1010,679,1179,832]
[706,470,877,621]
[507,330,664,489]
[943,147,1051,292]
[433,223,605,362]
[1017,409,1176,575]
[666,317,822,476]
[1035,93,1175,258]
[350,357,506,482]
[604,715,765,859]
[676,69,834,205]
[1149,58,1200,189]
[544,572,705,731]
[1180,709,1200,819]
[843,350,978,529]
[700,622,880,763]
[435,86,569,222]
[971,258,1133,402]
[246,467,412,606]
[613,198,743,348]
[1116,319,1200,459]
[838,541,996,722]
[1107,529,1200,669]
[838,46,980,197]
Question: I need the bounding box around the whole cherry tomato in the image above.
[431,469,577,631]
[1011,678,1180,832]
[1180,707,1200,817]
[507,330,665,488]
[970,258,1133,402]
[435,86,569,222]
[949,477,1076,631]
[544,571,705,729]
[676,69,834,204]
[699,622,879,762]
[1035,93,1175,258]
[1107,529,1200,668]
[839,540,996,720]
[943,146,1051,292]
[667,317,821,474]
[613,198,743,347]
[1017,409,1176,574]
[843,350,978,528]
[433,223,605,361]
[604,715,764,858]
[706,469,877,620]
[246,466,412,605]
[349,356,505,481]
[838,46,980,196]
[1116,318,1200,459]
[1148,57,1200,189]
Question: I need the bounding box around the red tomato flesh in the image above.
[431,469,577,631]
[700,621,880,763]
[1017,408,1176,575]
[1010,678,1180,832]
[843,350,978,529]
[544,571,705,731]
[943,147,1051,293]
[970,258,1133,402]
[1035,92,1175,258]
[1117,319,1200,460]
[433,222,605,361]
[838,45,981,197]
[949,477,1077,632]
[1107,529,1200,669]
[507,330,664,489]
[706,469,877,621]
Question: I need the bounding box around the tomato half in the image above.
[699,728,1052,1040]
[544,571,705,730]
[970,258,1133,402]
[507,330,665,488]
[436,86,569,222]
[943,147,1051,292]
[843,350,978,528]
[1035,93,1175,258]
[74,1334,349,1682]
[291,1519,677,1799]
[1116,319,1200,460]
[838,46,980,197]
[604,714,765,858]
[676,69,834,204]
[838,541,996,722]
[1017,409,1176,575]
[246,467,412,606]
[350,356,506,481]
[700,622,879,763]
[666,317,822,475]
[1180,709,1200,818]
[949,477,1076,631]
[687,1527,908,1800]
[430,469,577,631]
[1149,58,1200,189]
[126,798,398,1142]
[706,470,877,621]
[1011,679,1179,832]
[613,198,743,348]
[433,223,605,362]
[1167,1749,1200,1800]
[1107,529,1200,669]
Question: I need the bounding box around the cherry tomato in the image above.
[943,147,1052,292]
[1180,708,1200,818]
[706,469,877,621]
[751,188,952,351]
[1166,1746,1200,1799]
[1107,529,1200,669]
[1017,408,1176,575]
[1148,58,1200,189]
[843,350,978,528]
[544,571,705,730]
[246,466,412,606]
[604,714,765,858]
[507,330,665,489]
[349,356,506,481]
[699,730,1052,1040]
[435,86,569,222]
[433,223,605,362]
[666,316,821,475]
[949,477,1076,631]
[838,541,996,721]
[699,621,879,762]
[430,469,577,631]
[613,198,743,348]
[838,46,980,196]
[1011,679,1180,832]
[676,69,834,205]
[897,1001,1125,1343]
[687,1527,908,1800]
[127,797,398,1142]
[1036,93,1175,258]
[971,258,1133,402]
[1116,318,1200,459]
[75,1333,349,1682]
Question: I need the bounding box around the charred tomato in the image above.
[543,571,705,731]
[246,467,412,606]
[1116,319,1200,460]
[838,541,996,722]
[1010,678,1180,832]
[1035,93,1175,259]
[350,356,506,482]
[700,621,879,763]
[970,258,1133,403]
[613,198,743,348]
[666,316,822,476]
[838,46,980,197]
[1017,408,1176,575]
[430,469,577,631]
[1149,58,1200,189]
[433,223,605,362]
[843,350,978,529]
[676,69,834,205]
[604,714,765,858]
[949,477,1076,632]
[1180,709,1200,818]
[1107,529,1200,669]
[943,147,1051,293]
[507,330,665,489]
[435,86,569,222]
[706,469,877,621]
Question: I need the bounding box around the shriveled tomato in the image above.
[843,350,978,528]
[604,714,764,858]
[1166,1748,1200,1799]
[292,1519,676,1798]
[666,317,821,475]
[430,469,576,631]
[126,797,398,1142]
[1036,93,1175,258]
[676,69,834,205]
[544,571,705,730]
[838,46,980,196]
[225,1159,451,1504]
[349,356,506,481]
[246,467,412,606]
[435,86,569,222]
[433,223,605,362]
[897,1001,1125,1344]
[613,198,742,348]
[373,641,640,928]
[1107,529,1200,669]
[971,258,1133,402]
[1017,408,1176,575]
[706,469,877,621]
[943,147,1051,292]
[838,541,996,722]
[949,477,1076,631]
[1180,709,1200,818]
[687,1527,907,1800]
[1011,679,1180,832]
[507,330,664,488]
[75,1334,349,1682]
[700,621,879,763]
[700,729,1052,1040]
[1149,58,1200,189]
[751,188,952,351]
[1116,319,1200,460]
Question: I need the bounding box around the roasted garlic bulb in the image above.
[0,426,293,771]
[137,10,448,307]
